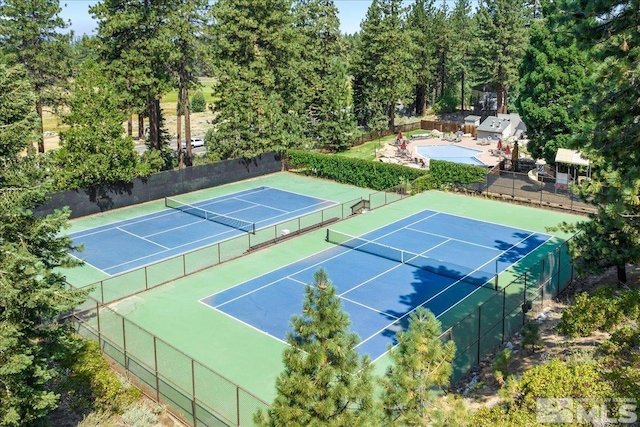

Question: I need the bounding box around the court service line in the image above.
[231,197,289,213]
[198,301,290,346]
[101,227,238,273]
[252,199,338,226]
[405,226,505,252]
[116,226,170,250]
[339,295,401,320]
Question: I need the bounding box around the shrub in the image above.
[558,287,635,337]
[57,338,142,415]
[190,91,207,113]
[521,322,543,352]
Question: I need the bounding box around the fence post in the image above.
[192,359,197,427]
[501,289,506,343]
[153,336,160,401]
[237,387,241,426]
[96,301,102,343]
[477,305,482,363]
[122,317,127,370]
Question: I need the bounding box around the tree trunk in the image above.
[127,115,133,137]
[460,71,465,112]
[138,114,145,140]
[388,102,395,131]
[36,99,45,153]
[415,84,427,117]
[184,85,192,167]
[148,97,159,150]
[617,264,627,286]
[176,96,183,169]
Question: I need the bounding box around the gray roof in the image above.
[477,116,510,133]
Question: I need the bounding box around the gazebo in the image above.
[554,148,591,193]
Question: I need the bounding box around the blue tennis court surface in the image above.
[201,210,552,360]
[70,186,336,275]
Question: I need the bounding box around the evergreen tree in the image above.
[517,0,592,164]
[471,0,529,114]
[0,64,39,158]
[448,0,475,112]
[0,65,86,426]
[352,0,414,130]
[254,269,376,427]
[380,307,456,426]
[406,0,438,116]
[209,0,305,159]
[293,0,356,152]
[165,0,210,167]
[53,60,149,190]
[561,0,640,285]
[90,0,174,154]
[0,0,73,153]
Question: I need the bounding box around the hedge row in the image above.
[287,150,487,193]
[287,150,427,191]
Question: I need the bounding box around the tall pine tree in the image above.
[561,0,640,285]
[209,0,305,159]
[0,64,86,427]
[517,0,592,164]
[254,269,376,427]
[471,0,529,114]
[293,0,356,152]
[351,0,414,130]
[0,0,72,153]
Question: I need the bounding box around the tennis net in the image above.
[326,229,497,290]
[165,197,256,234]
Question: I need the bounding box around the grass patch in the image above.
[336,139,382,161]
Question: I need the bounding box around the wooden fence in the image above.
[352,120,476,146]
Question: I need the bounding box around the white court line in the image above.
[405,226,504,252]
[197,300,289,346]
[116,226,170,250]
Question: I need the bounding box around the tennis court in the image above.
[69,186,336,275]
[201,209,551,361]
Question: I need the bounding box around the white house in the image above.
[476,113,527,140]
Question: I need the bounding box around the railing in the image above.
[75,189,408,305]
[439,237,575,383]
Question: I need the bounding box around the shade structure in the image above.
[504,145,512,156]
[400,141,407,151]
[497,139,503,150]
[397,131,403,140]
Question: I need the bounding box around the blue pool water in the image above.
[416,145,486,166]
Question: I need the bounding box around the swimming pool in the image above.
[415,145,486,166]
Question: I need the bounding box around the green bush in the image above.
[190,91,207,113]
[432,94,458,114]
[287,150,427,190]
[287,152,486,193]
[57,338,142,415]
[557,288,636,337]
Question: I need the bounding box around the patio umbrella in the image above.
[504,145,512,156]
[397,131,403,140]
[400,141,407,151]
[497,138,503,150]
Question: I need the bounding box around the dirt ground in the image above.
[456,264,640,409]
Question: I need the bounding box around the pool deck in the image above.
[376,132,526,169]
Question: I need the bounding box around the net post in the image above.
[325,229,330,242]
[164,196,169,208]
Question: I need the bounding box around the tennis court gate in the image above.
[439,236,576,383]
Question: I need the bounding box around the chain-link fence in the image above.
[459,163,596,215]
[439,237,575,383]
